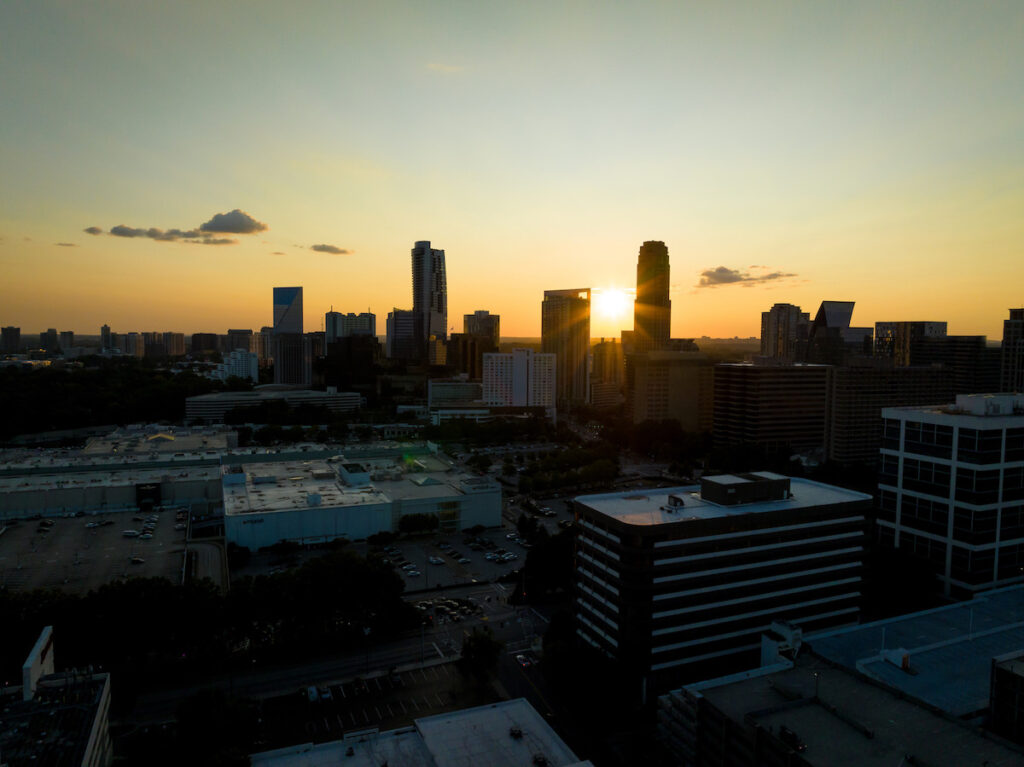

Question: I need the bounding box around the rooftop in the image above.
[678,652,1023,767]
[575,476,871,527]
[251,699,589,767]
[807,584,1024,717]
[884,393,1024,422]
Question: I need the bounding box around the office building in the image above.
[874,321,947,365]
[0,627,113,767]
[124,332,144,358]
[412,240,447,345]
[542,288,590,406]
[325,311,376,343]
[190,332,218,354]
[658,590,1024,766]
[100,324,111,350]
[825,363,953,465]
[1003,308,1024,392]
[878,393,1024,597]
[40,328,59,353]
[760,303,810,362]
[256,326,273,365]
[464,310,500,348]
[875,321,999,395]
[161,332,184,356]
[482,348,556,420]
[58,330,74,351]
[713,363,829,452]
[272,287,310,386]
[185,388,360,423]
[633,241,671,353]
[2,326,20,353]
[574,474,869,700]
[630,351,713,431]
[386,308,424,362]
[212,349,259,382]
[226,328,254,353]
[250,699,585,767]
[590,338,624,410]
[804,301,872,364]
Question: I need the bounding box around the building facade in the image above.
[272,287,310,386]
[541,288,590,406]
[760,303,810,362]
[412,240,447,346]
[630,351,713,431]
[1003,308,1024,393]
[877,393,1024,596]
[633,240,671,353]
[482,348,556,420]
[574,474,869,701]
[463,310,500,349]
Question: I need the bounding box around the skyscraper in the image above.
[100,324,111,351]
[482,348,556,420]
[1002,308,1024,392]
[760,303,810,361]
[464,310,500,349]
[412,241,447,345]
[2,326,21,353]
[272,286,310,386]
[326,312,376,343]
[542,288,590,406]
[633,241,671,353]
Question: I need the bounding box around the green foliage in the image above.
[457,626,502,681]
[516,443,620,492]
[465,452,493,472]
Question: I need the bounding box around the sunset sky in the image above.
[1,2,1022,340]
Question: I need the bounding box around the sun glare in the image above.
[593,288,630,321]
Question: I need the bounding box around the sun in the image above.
[593,288,630,321]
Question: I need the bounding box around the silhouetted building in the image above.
[325,311,375,342]
[226,328,253,353]
[162,332,185,356]
[630,351,713,431]
[1003,308,1024,392]
[574,475,869,700]
[447,333,491,379]
[464,310,500,348]
[191,332,218,354]
[590,338,624,410]
[57,330,73,351]
[272,287,310,386]
[40,328,59,353]
[633,241,671,353]
[874,321,947,365]
[825,362,954,465]
[2,326,21,353]
[325,334,379,392]
[878,393,1024,597]
[213,349,259,382]
[386,308,423,362]
[874,321,998,396]
[256,326,273,366]
[761,303,810,361]
[713,363,829,452]
[542,288,590,406]
[100,324,111,351]
[413,240,447,346]
[805,301,872,365]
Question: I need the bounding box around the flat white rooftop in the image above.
[0,465,221,494]
[576,477,871,527]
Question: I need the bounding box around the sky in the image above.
[1,1,1022,340]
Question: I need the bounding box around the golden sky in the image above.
[1,2,1022,339]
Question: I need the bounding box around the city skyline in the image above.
[1,3,1022,339]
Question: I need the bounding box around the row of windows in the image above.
[885,422,1024,464]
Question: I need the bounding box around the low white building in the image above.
[211,349,259,382]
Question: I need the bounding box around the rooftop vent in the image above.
[509,726,523,739]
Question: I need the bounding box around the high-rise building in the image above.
[760,303,810,361]
[574,474,869,700]
[226,328,254,353]
[874,321,947,365]
[2,326,21,353]
[482,348,556,420]
[542,288,590,406]
[40,328,59,353]
[1002,308,1024,392]
[213,349,259,382]
[633,241,671,353]
[190,333,218,355]
[464,310,500,349]
[100,324,111,351]
[386,309,423,362]
[412,240,447,345]
[163,332,185,356]
[272,287,309,386]
[878,393,1024,597]
[630,351,713,431]
[804,301,872,365]
[325,312,376,343]
[713,363,829,452]
[256,326,273,366]
[874,321,1000,396]
[58,331,74,351]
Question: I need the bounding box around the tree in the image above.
[457,626,502,682]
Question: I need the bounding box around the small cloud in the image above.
[23,236,32,242]
[697,265,797,288]
[199,209,268,234]
[55,242,77,247]
[110,225,145,238]
[311,243,350,255]
[201,237,236,246]
[84,226,103,235]
[427,62,463,74]
[272,251,286,255]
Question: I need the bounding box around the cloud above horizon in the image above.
[55,242,76,247]
[90,209,266,246]
[696,265,797,288]
[311,243,350,254]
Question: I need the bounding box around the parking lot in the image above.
[0,508,188,593]
[259,661,501,748]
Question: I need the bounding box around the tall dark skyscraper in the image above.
[412,241,447,344]
[1002,308,1024,392]
[633,240,671,353]
[272,286,309,386]
[542,288,591,406]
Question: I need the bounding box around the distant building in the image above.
[124,332,144,358]
[482,348,556,421]
[190,332,218,355]
[878,393,1024,597]
[590,338,624,410]
[446,333,492,379]
[272,287,310,386]
[2,326,21,353]
[226,328,254,353]
[542,288,590,406]
[874,320,947,365]
[428,379,483,409]
[386,308,423,362]
[212,349,259,382]
[40,328,59,353]
[99,324,111,350]
[574,474,869,700]
[413,240,447,346]
[1003,308,1024,392]
[58,330,73,351]
[256,326,273,366]
[713,363,829,452]
[630,351,713,431]
[464,309,500,348]
[325,311,375,342]
[0,627,113,767]
[760,303,810,361]
[804,301,872,365]
[185,388,360,423]
[633,241,671,353]
[875,321,999,396]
